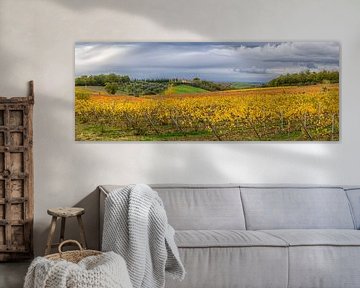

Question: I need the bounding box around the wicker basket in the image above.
[45,240,102,263]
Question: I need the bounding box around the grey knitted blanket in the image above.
[102,184,185,288]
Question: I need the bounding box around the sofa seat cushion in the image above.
[260,230,360,288]
[166,246,289,288]
[262,229,360,246]
[175,230,288,248]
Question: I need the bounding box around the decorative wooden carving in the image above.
[0,81,34,261]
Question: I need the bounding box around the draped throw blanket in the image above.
[24,252,132,288]
[102,184,185,288]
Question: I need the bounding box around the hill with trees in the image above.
[75,74,235,96]
[75,71,338,96]
[266,70,339,87]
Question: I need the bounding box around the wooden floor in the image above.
[0,261,30,288]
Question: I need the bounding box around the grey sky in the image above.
[75,42,340,83]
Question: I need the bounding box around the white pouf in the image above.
[24,251,133,288]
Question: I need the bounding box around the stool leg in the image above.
[77,215,87,249]
[60,217,66,243]
[45,216,57,255]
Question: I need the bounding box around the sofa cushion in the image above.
[165,247,289,288]
[262,229,360,246]
[100,184,246,230]
[287,246,360,288]
[154,186,246,230]
[175,230,287,248]
[261,230,360,288]
[241,186,355,230]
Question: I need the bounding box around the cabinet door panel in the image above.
[0,95,33,261]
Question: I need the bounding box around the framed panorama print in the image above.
[75,42,340,141]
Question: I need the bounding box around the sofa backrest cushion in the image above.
[240,186,355,230]
[345,188,360,229]
[152,185,246,230]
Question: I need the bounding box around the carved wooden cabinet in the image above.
[0,81,34,261]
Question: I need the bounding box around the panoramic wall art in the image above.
[75,42,340,141]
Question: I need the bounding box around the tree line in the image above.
[75,74,131,86]
[266,70,339,87]
[75,70,339,96]
[75,74,231,95]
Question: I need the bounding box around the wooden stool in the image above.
[45,207,87,255]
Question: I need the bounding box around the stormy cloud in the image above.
[75,42,340,83]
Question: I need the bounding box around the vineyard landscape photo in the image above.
[75,42,340,141]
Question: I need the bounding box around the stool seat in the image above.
[45,207,87,255]
[47,207,85,217]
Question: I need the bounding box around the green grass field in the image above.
[166,84,208,94]
[230,82,257,89]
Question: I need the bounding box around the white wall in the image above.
[1,0,360,256]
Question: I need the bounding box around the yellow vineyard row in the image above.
[75,85,339,141]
